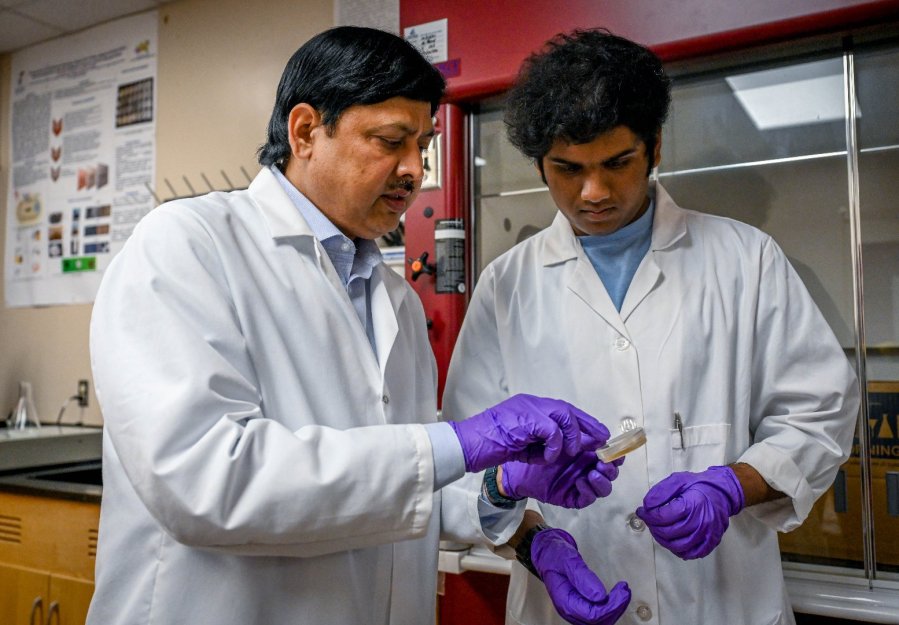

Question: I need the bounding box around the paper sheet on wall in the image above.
[4,11,158,308]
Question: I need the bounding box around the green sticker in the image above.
[62,256,97,273]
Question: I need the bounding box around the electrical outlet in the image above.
[77,379,89,407]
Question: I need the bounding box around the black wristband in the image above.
[515,523,549,579]
[482,466,519,509]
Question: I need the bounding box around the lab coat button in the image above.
[619,416,637,433]
[626,513,645,532]
[382,394,390,405]
[614,337,630,351]
[636,604,652,621]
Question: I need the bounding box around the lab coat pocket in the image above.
[670,423,731,473]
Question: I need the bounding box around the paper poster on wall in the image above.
[4,11,157,307]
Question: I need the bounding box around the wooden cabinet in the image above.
[0,491,99,625]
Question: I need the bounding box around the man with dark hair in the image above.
[443,29,858,624]
[87,26,617,625]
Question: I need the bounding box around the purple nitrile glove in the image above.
[532,528,631,625]
[634,465,745,560]
[448,394,608,473]
[502,445,624,509]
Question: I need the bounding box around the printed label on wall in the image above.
[404,18,448,64]
[435,219,465,294]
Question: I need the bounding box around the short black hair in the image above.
[504,29,671,176]
[258,26,446,168]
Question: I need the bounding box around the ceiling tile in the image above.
[0,8,63,53]
[15,0,158,32]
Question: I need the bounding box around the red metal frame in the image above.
[403,103,468,403]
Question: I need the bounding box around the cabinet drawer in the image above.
[0,491,99,580]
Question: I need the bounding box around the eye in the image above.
[377,136,403,148]
[555,162,581,175]
[605,158,630,170]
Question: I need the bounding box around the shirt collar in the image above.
[271,165,344,243]
[270,166,382,281]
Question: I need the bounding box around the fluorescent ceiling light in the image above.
[726,59,855,130]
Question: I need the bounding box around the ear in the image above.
[287,103,322,160]
[651,130,662,169]
[534,158,548,185]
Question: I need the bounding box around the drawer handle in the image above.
[45,600,60,625]
[29,597,43,625]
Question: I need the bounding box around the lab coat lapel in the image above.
[542,212,628,336]
[619,254,661,322]
[249,168,382,376]
[250,169,348,295]
[620,182,687,322]
[370,266,404,376]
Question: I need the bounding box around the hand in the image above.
[501,449,624,509]
[531,528,631,625]
[448,394,608,473]
[635,465,745,560]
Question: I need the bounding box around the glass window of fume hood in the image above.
[657,51,865,577]
[474,107,556,273]
[856,43,899,579]
[470,36,899,605]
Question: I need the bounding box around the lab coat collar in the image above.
[538,181,687,330]
[249,167,317,240]
[648,181,688,252]
[248,167,407,377]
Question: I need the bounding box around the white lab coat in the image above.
[87,167,454,625]
[442,182,859,625]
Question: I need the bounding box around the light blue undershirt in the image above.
[272,167,464,490]
[578,200,655,311]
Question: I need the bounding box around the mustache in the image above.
[390,179,415,194]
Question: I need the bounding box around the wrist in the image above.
[727,462,782,508]
[514,522,549,579]
[482,466,520,508]
[496,465,509,498]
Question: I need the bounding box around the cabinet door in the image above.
[0,563,49,625]
[48,574,94,625]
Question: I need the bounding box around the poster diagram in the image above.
[5,12,158,307]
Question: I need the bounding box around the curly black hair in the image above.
[504,29,671,176]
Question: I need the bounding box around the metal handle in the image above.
[833,468,848,513]
[45,600,60,625]
[887,472,899,517]
[29,597,43,625]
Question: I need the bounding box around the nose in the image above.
[581,171,610,204]
[397,144,425,182]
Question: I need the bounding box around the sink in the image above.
[28,464,102,486]
[0,460,102,502]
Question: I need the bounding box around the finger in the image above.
[635,497,690,528]
[585,470,613,498]
[570,409,610,451]
[656,531,711,559]
[612,456,625,468]
[594,460,619,482]
[646,516,699,543]
[598,581,632,622]
[550,402,583,458]
[561,551,609,603]
[641,473,692,508]
[519,413,564,464]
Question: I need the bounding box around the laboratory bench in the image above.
[0,425,102,625]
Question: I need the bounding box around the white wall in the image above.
[0,0,335,425]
